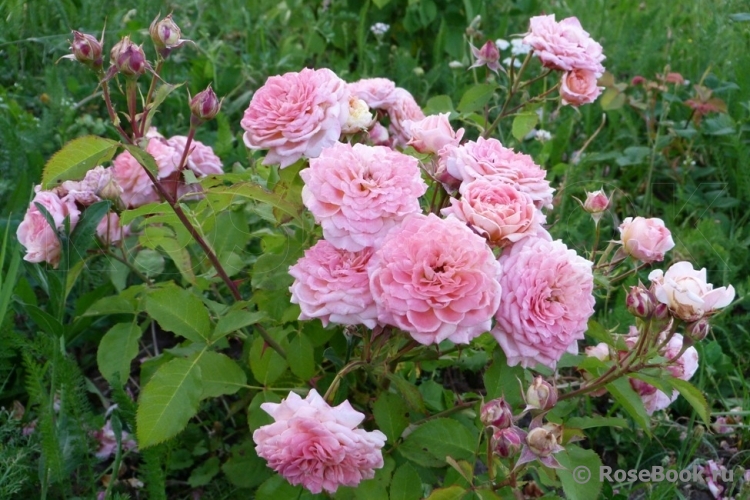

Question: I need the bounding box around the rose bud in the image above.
[66,31,103,70]
[525,376,557,411]
[480,397,513,430]
[526,427,563,458]
[686,318,710,342]
[110,36,149,78]
[491,426,524,458]
[626,284,656,319]
[189,85,222,125]
[469,40,502,74]
[583,188,610,221]
[150,14,192,58]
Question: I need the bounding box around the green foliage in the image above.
[40,136,119,189]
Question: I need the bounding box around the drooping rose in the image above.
[618,216,675,263]
[368,213,502,345]
[493,236,595,369]
[405,113,464,154]
[522,15,605,75]
[648,262,735,322]
[253,389,386,494]
[166,136,224,177]
[241,68,350,168]
[560,68,603,106]
[289,240,378,328]
[17,190,81,267]
[300,142,427,251]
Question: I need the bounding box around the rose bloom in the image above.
[17,190,81,267]
[493,235,595,369]
[405,112,464,154]
[341,96,375,134]
[441,179,543,247]
[348,77,397,109]
[443,137,554,209]
[112,137,182,208]
[648,261,735,322]
[300,142,427,251]
[289,240,378,328]
[618,216,675,263]
[241,68,350,168]
[522,15,605,75]
[560,69,603,106]
[59,166,120,206]
[96,212,129,245]
[166,136,223,177]
[369,213,502,345]
[253,389,386,494]
[384,87,425,148]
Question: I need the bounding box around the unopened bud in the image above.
[584,188,609,213]
[110,36,149,78]
[68,31,103,70]
[653,302,670,322]
[491,426,524,458]
[470,40,501,74]
[687,318,710,341]
[189,85,221,125]
[150,14,191,58]
[526,427,561,457]
[525,376,557,411]
[480,398,513,429]
[626,285,656,319]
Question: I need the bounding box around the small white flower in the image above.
[503,57,522,68]
[448,60,465,69]
[495,38,510,51]
[510,38,531,56]
[370,23,390,36]
[534,129,552,142]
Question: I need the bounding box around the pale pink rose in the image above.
[96,212,129,245]
[300,143,427,251]
[253,389,386,494]
[648,262,735,322]
[368,214,502,345]
[368,122,391,147]
[385,87,425,148]
[405,113,464,154]
[560,69,603,106]
[493,236,595,369]
[60,166,120,206]
[289,241,378,328]
[443,138,554,209]
[585,342,610,361]
[93,420,137,459]
[522,15,605,75]
[348,77,397,108]
[17,190,81,267]
[166,136,223,177]
[582,188,609,214]
[441,179,543,247]
[618,216,675,263]
[241,68,350,168]
[112,138,181,208]
[469,40,502,74]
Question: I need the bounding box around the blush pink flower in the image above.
[166,136,223,177]
[522,15,605,75]
[300,142,427,251]
[618,216,675,263]
[17,190,80,267]
[96,212,129,245]
[112,138,181,208]
[241,68,350,168]
[470,40,502,74]
[443,137,554,209]
[441,179,543,247]
[405,113,464,154]
[560,69,603,106]
[289,241,378,328]
[348,77,398,109]
[60,166,121,206]
[253,389,386,494]
[492,236,595,368]
[369,214,502,345]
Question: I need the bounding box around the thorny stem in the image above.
[101,80,131,143]
[173,126,196,199]
[139,59,164,137]
[125,78,139,141]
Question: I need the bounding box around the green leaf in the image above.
[41,136,119,189]
[136,354,204,448]
[483,349,524,407]
[399,418,476,468]
[425,486,466,500]
[386,374,426,414]
[670,378,710,425]
[288,334,315,380]
[511,111,539,142]
[556,445,603,500]
[188,456,220,488]
[195,351,247,399]
[373,0,391,8]
[65,200,111,268]
[599,88,626,110]
[134,248,165,277]
[457,84,497,114]
[222,441,271,489]
[586,319,614,346]
[565,416,628,429]
[121,142,159,178]
[21,303,64,336]
[145,284,212,343]
[424,95,455,115]
[205,182,303,225]
[628,371,673,395]
[143,83,184,133]
[373,392,410,443]
[249,334,288,384]
[212,309,267,342]
[97,322,142,386]
[247,391,282,432]
[390,463,422,500]
[605,377,651,433]
[256,475,303,500]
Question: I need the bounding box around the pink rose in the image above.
[618,216,675,263]
[405,113,464,154]
[585,342,610,361]
[443,138,554,209]
[441,179,544,247]
[384,87,425,148]
[112,138,181,208]
[241,68,350,168]
[17,190,81,267]
[60,166,121,206]
[300,142,427,251]
[96,212,129,245]
[560,69,603,106]
[648,262,735,322]
[582,188,609,214]
[348,77,397,109]
[522,15,605,75]
[470,40,502,74]
[368,122,391,147]
[253,389,386,494]
[493,236,595,368]
[289,241,378,328]
[166,136,223,177]
[368,214,502,345]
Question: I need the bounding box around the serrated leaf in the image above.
[511,111,539,141]
[84,294,137,316]
[65,200,111,268]
[373,0,391,8]
[212,309,267,342]
[288,334,315,380]
[373,392,410,443]
[390,463,422,500]
[386,374,426,414]
[121,142,160,178]
[205,182,303,225]
[483,349,524,407]
[424,95,455,115]
[425,486,466,500]
[145,284,211,343]
[606,377,651,433]
[97,322,142,386]
[457,84,496,114]
[136,354,204,448]
[41,136,119,188]
[222,441,271,488]
[556,445,603,500]
[247,390,282,432]
[399,418,476,468]
[195,351,246,399]
[586,319,615,346]
[249,335,288,384]
[670,378,710,425]
[256,475,303,500]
